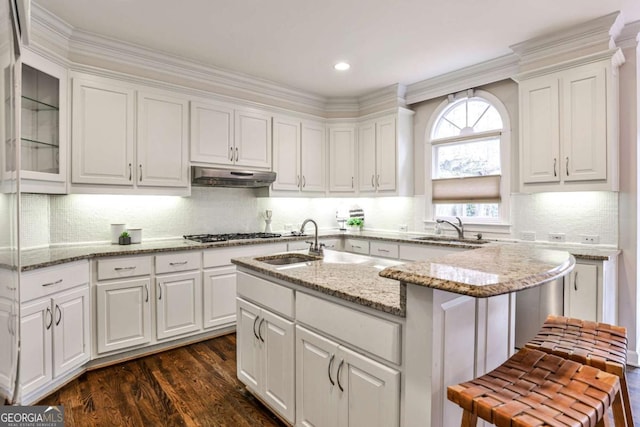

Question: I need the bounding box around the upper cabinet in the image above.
[272,115,325,193]
[358,115,397,194]
[19,50,68,194]
[71,73,189,194]
[519,54,622,192]
[190,100,271,170]
[328,124,357,193]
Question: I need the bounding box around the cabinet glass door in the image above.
[21,64,59,175]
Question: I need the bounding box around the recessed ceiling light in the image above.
[334,62,350,71]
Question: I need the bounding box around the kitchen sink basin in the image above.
[255,254,321,265]
[412,236,490,244]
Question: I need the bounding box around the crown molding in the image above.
[616,20,640,49]
[405,54,519,105]
[514,48,625,81]
[510,11,623,67]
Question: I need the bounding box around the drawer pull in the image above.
[42,279,63,287]
[337,359,345,392]
[55,305,62,326]
[45,307,53,330]
[328,354,335,386]
[258,318,265,342]
[169,261,188,266]
[352,245,361,249]
[114,266,136,271]
[377,248,390,253]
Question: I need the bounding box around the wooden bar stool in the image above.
[447,347,626,427]
[525,315,633,427]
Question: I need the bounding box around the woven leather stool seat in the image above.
[447,347,625,427]
[526,315,633,426]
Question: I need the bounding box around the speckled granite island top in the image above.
[232,250,406,317]
[379,244,575,298]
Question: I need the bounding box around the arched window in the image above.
[428,90,510,223]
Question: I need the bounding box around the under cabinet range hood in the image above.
[191,166,276,188]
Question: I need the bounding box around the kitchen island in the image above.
[232,244,575,427]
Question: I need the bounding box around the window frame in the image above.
[424,89,511,229]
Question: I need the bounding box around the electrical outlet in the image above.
[548,233,566,242]
[399,225,408,232]
[580,234,600,244]
[520,231,536,241]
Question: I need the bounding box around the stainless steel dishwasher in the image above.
[514,278,564,348]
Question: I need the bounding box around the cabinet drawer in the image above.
[236,271,294,319]
[21,261,89,302]
[98,256,152,281]
[296,292,401,364]
[344,239,369,255]
[370,242,399,259]
[319,238,341,250]
[155,251,201,274]
[203,243,287,268]
[287,240,310,251]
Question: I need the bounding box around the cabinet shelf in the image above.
[21,96,59,112]
[21,138,59,149]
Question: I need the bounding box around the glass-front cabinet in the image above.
[18,50,67,193]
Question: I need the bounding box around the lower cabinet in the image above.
[203,266,237,329]
[96,278,152,353]
[20,285,90,397]
[563,257,617,324]
[237,297,295,423]
[156,271,202,340]
[296,325,400,427]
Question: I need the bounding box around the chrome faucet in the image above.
[300,218,324,256]
[436,216,464,239]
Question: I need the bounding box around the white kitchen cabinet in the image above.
[272,116,326,193]
[358,116,397,193]
[71,73,189,192]
[71,75,135,186]
[19,49,68,194]
[156,271,202,340]
[344,238,369,255]
[235,108,272,169]
[155,252,203,340]
[519,56,621,192]
[190,102,272,170]
[19,261,90,401]
[136,91,189,187]
[370,241,399,259]
[96,278,152,354]
[190,100,235,165]
[0,298,15,399]
[203,243,287,330]
[328,125,357,193]
[237,298,295,424]
[563,257,617,324]
[296,325,400,427]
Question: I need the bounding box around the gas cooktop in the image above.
[183,232,282,243]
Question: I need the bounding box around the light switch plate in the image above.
[548,232,566,242]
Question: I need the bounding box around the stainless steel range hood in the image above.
[191,166,276,188]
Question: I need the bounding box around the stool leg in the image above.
[620,374,635,427]
[612,388,628,427]
[461,410,477,427]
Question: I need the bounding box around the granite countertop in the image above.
[7,229,619,271]
[232,250,406,317]
[379,244,576,298]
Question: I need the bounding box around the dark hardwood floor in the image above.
[39,333,640,426]
[38,334,285,427]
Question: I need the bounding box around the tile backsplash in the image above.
[20,190,618,248]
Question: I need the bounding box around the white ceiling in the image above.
[35,0,640,98]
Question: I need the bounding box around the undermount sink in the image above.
[412,236,490,245]
[255,253,321,266]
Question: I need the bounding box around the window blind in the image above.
[432,175,501,204]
